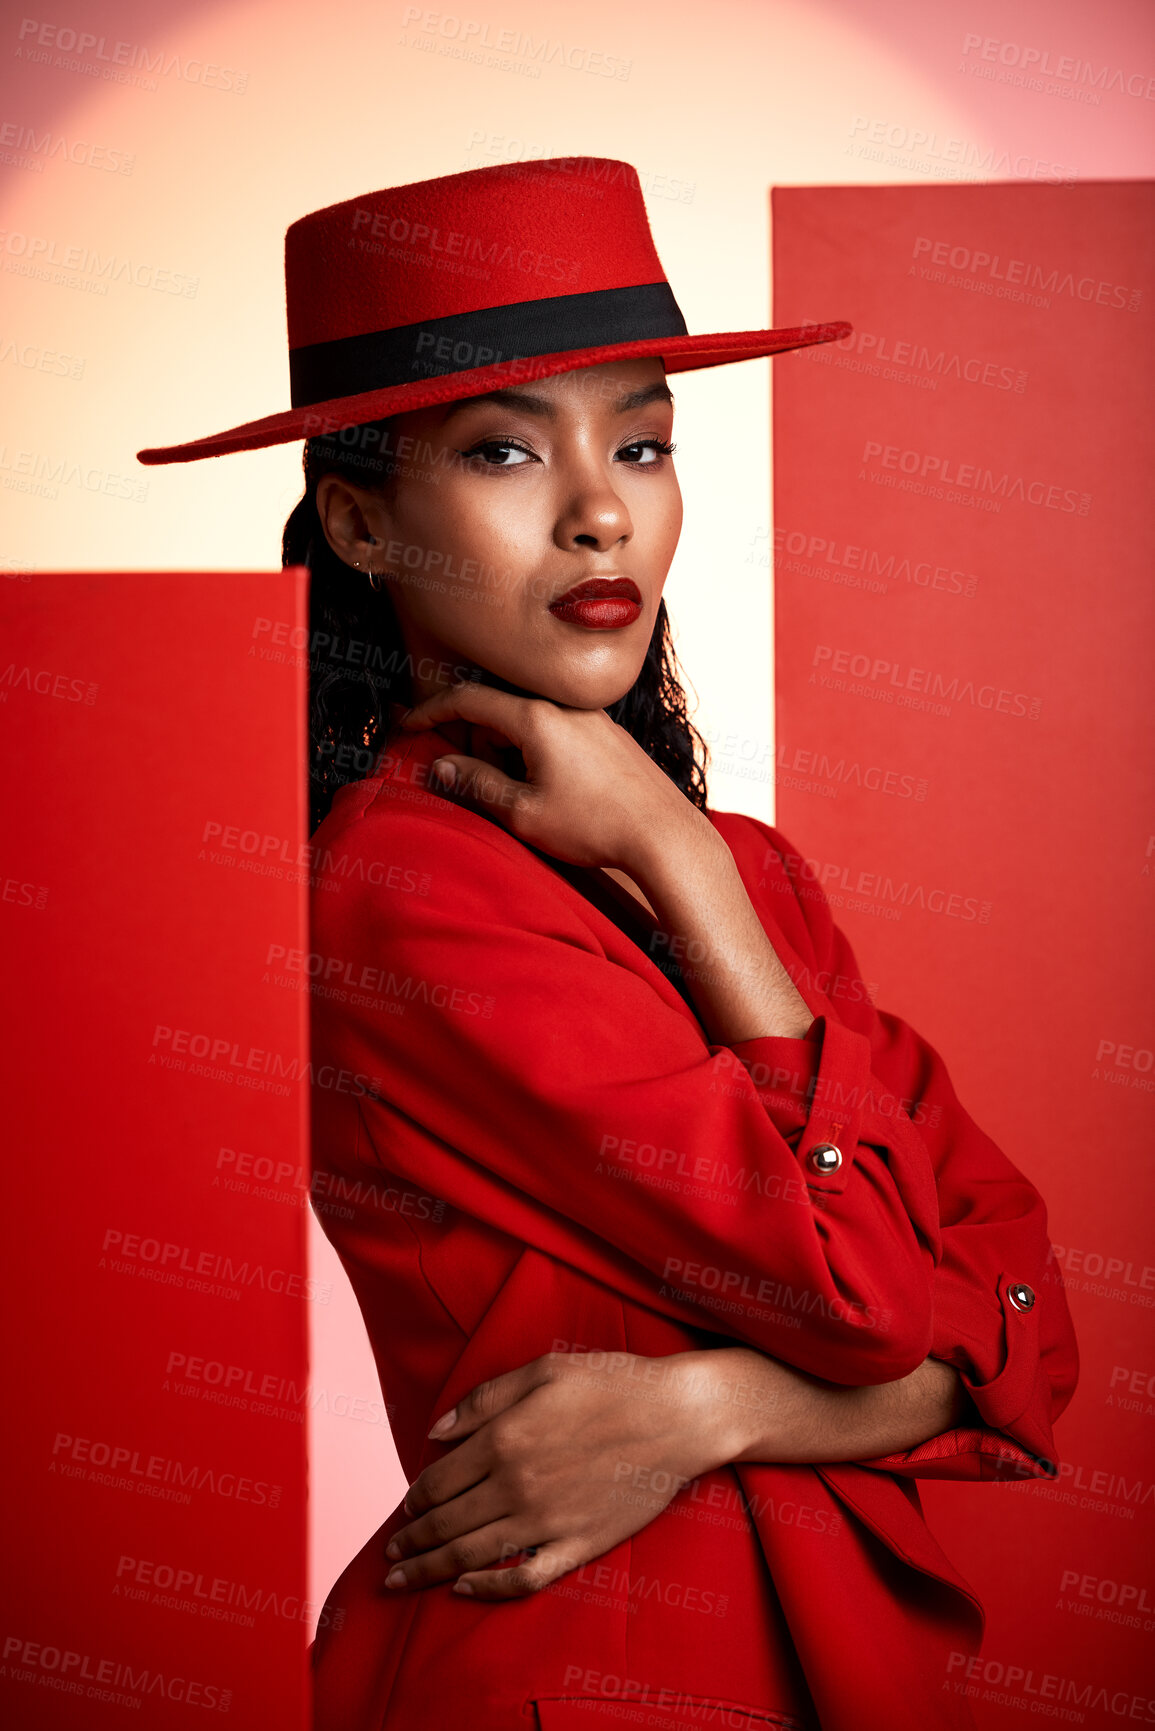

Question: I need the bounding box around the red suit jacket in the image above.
[308,721,1078,1731]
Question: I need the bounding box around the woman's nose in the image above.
[555,482,633,553]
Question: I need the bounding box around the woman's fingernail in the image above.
[385,1539,401,1560]
[385,1568,406,1590]
[452,1580,474,1596]
[427,1407,456,1439]
[431,760,457,789]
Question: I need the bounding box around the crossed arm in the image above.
[321,704,1074,1599]
[381,1344,975,1599]
[377,751,973,1596]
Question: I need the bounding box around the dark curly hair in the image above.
[282,414,710,832]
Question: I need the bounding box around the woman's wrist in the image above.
[615,795,722,887]
[617,813,814,1043]
[660,1348,802,1465]
[671,1346,970,1466]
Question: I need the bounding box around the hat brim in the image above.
[135,322,850,465]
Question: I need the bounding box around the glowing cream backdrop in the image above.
[3,0,1150,1629]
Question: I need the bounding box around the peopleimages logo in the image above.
[398,9,632,80]
[0,660,98,702]
[15,17,249,93]
[847,118,1076,184]
[774,742,928,804]
[0,228,199,296]
[764,526,979,597]
[860,439,1091,515]
[911,236,1142,312]
[0,335,85,378]
[101,1226,332,1305]
[826,324,1028,392]
[115,1553,346,1630]
[0,121,135,174]
[770,845,992,927]
[661,1259,888,1331]
[945,1648,1155,1720]
[462,135,697,204]
[149,1021,383,1100]
[959,34,1155,101]
[3,1633,231,1713]
[350,206,582,287]
[811,644,1043,721]
[52,1427,283,1508]
[0,445,148,500]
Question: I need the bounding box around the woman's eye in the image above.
[617,439,676,465]
[456,436,675,468]
[459,440,533,467]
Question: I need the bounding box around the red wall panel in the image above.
[1,571,311,1728]
[773,182,1154,1722]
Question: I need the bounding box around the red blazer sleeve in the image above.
[732,818,1080,1484]
[312,791,944,1387]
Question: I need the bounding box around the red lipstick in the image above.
[548,577,643,631]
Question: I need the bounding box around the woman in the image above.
[138,158,1078,1731]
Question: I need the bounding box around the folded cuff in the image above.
[858,1275,1061,1483]
[857,1423,1056,1483]
[720,1015,874,1199]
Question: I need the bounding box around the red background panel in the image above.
[773,183,1155,1721]
[1,572,311,1728]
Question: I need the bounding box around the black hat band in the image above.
[288,281,688,408]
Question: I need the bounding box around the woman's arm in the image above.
[411,685,818,1047]
[743,815,1079,1481]
[393,693,1076,1464]
[379,684,942,1387]
[381,1345,976,1600]
[687,1343,975,1463]
[614,805,815,1045]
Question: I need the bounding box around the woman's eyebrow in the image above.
[439,381,675,422]
[614,382,675,413]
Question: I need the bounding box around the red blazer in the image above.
[308,721,1078,1731]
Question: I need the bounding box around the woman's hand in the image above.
[399,680,706,874]
[400,681,813,1042]
[382,1346,974,1601]
[382,1349,738,1602]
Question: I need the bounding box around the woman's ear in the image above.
[315,473,390,568]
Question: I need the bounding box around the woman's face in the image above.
[316,357,682,711]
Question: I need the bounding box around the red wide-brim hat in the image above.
[136,156,851,466]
